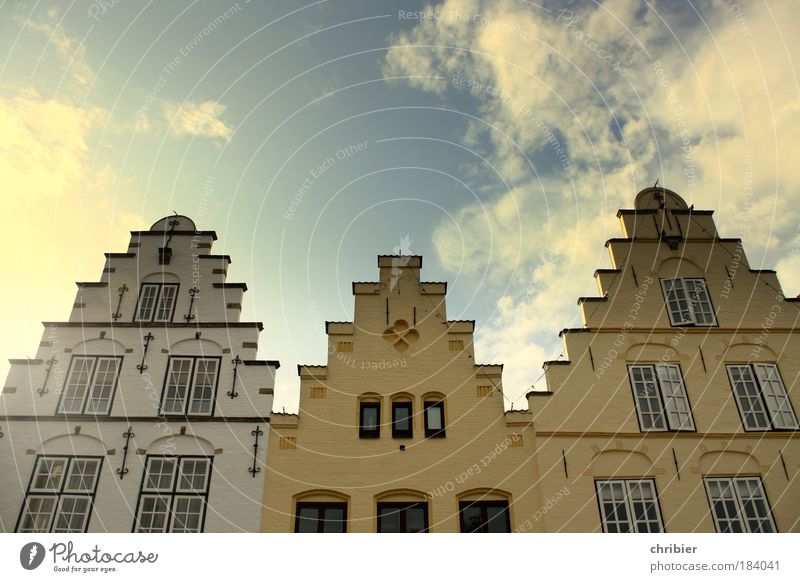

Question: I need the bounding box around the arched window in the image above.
[294,490,349,533]
[358,394,382,438]
[390,393,414,438]
[457,489,511,533]
[422,392,446,438]
[376,490,429,533]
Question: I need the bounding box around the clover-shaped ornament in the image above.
[382,319,420,352]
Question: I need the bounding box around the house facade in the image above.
[261,255,544,532]
[0,215,279,533]
[528,187,800,532]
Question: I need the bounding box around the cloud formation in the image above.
[385,0,800,404]
[163,100,233,141]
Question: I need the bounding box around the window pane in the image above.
[154,285,178,322]
[60,357,95,413]
[656,364,694,430]
[163,359,193,413]
[53,496,91,532]
[733,477,775,533]
[136,284,159,321]
[661,278,692,325]
[426,404,443,430]
[189,359,217,414]
[137,495,169,532]
[362,405,379,429]
[727,366,770,430]
[378,506,401,533]
[321,507,345,533]
[18,496,56,532]
[85,358,119,414]
[32,458,67,491]
[145,458,176,491]
[485,505,509,533]
[629,366,666,430]
[405,506,427,533]
[178,459,210,493]
[685,279,716,325]
[171,496,204,533]
[296,507,319,533]
[393,404,411,430]
[460,505,484,533]
[705,478,745,533]
[754,364,798,429]
[65,459,100,492]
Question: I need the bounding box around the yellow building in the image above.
[529,187,800,532]
[261,256,546,532]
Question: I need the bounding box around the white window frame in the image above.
[629,364,695,431]
[661,277,717,326]
[596,478,664,533]
[727,364,798,431]
[58,356,122,415]
[704,476,776,533]
[160,357,220,416]
[135,456,212,533]
[135,283,179,322]
[17,456,101,533]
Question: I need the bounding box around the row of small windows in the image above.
[359,399,445,439]
[597,476,776,533]
[295,500,510,533]
[16,455,212,533]
[629,362,798,432]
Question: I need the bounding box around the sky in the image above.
[1,0,799,412]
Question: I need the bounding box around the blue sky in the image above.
[2,0,799,410]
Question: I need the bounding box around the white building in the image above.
[0,215,278,533]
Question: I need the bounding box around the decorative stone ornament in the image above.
[382,319,419,352]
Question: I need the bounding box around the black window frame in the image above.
[392,401,413,438]
[726,363,799,432]
[458,500,511,533]
[423,400,446,438]
[133,282,180,323]
[56,355,123,416]
[132,454,213,533]
[294,502,348,533]
[15,454,103,533]
[359,401,381,438]
[377,501,429,533]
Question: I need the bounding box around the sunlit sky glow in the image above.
[1,0,799,411]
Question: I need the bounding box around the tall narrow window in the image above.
[58,356,122,415]
[629,364,694,431]
[459,500,510,533]
[704,477,776,533]
[135,456,212,533]
[160,357,220,416]
[392,401,413,438]
[727,364,798,430]
[423,401,446,438]
[135,283,179,322]
[596,479,663,533]
[661,278,716,326]
[17,456,102,533]
[378,502,428,533]
[359,402,380,438]
[295,503,347,533]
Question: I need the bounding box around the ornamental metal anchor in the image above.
[183,286,200,322]
[112,283,128,321]
[227,355,242,399]
[116,426,135,479]
[38,356,59,396]
[136,332,154,374]
[248,425,263,477]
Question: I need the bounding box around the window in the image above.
[295,503,347,533]
[359,402,380,438]
[57,356,122,415]
[378,502,428,533]
[727,364,798,430]
[392,401,413,438]
[135,283,179,322]
[459,500,510,533]
[704,477,776,533]
[160,357,220,416]
[596,479,664,533]
[135,456,212,533]
[424,401,445,438]
[17,456,102,533]
[661,278,716,326]
[628,364,694,431]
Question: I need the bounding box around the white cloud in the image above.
[162,100,233,141]
[385,0,800,404]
